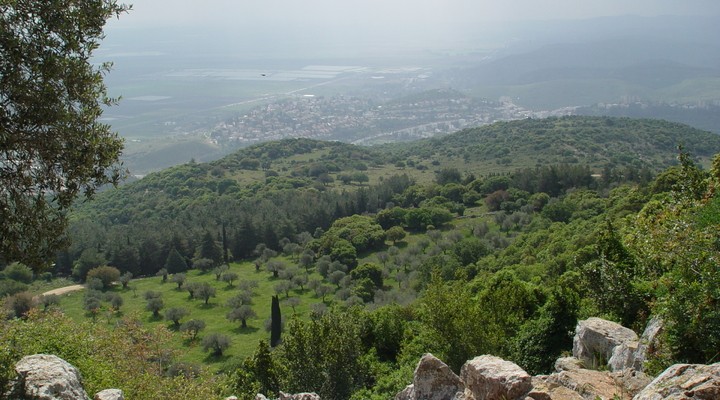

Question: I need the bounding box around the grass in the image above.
[57,259,329,368]
[55,205,508,368]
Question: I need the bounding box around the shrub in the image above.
[86,266,120,289]
[202,333,231,356]
[3,263,33,284]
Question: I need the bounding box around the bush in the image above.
[3,263,33,284]
[86,266,120,289]
[5,291,35,318]
[202,333,231,356]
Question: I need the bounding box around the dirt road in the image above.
[42,284,85,296]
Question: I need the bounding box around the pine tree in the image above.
[165,247,188,274]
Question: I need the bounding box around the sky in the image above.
[111,0,720,28]
[103,0,720,57]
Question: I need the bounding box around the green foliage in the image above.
[386,226,407,244]
[86,266,121,290]
[3,263,33,284]
[0,0,129,268]
[202,333,232,356]
[165,247,189,274]
[165,307,190,327]
[5,291,35,318]
[278,309,371,400]
[0,310,226,398]
[270,295,281,347]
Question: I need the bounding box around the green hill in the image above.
[5,116,720,399]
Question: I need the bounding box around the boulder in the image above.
[555,357,585,372]
[94,389,124,400]
[395,353,465,400]
[8,354,90,400]
[278,392,321,400]
[573,317,638,371]
[527,376,583,400]
[255,395,269,400]
[632,317,664,370]
[546,367,632,399]
[611,369,651,398]
[460,355,531,400]
[633,363,720,400]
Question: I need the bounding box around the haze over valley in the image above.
[95,1,720,174]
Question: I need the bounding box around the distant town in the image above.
[206,89,575,147]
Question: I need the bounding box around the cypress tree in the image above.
[270,295,281,347]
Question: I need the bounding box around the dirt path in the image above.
[42,284,85,297]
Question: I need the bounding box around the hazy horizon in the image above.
[103,1,720,56]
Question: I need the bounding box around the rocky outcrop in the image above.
[7,354,91,400]
[573,317,639,371]
[395,317,677,400]
[633,363,720,400]
[395,353,465,400]
[278,392,321,400]
[461,355,532,400]
[256,393,321,400]
[94,389,124,400]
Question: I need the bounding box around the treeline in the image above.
[222,152,720,400]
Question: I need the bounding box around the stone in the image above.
[573,317,638,371]
[610,341,643,372]
[9,354,91,400]
[94,389,124,400]
[255,395,269,400]
[394,384,415,400]
[461,355,532,400]
[527,376,583,400]
[633,317,664,370]
[611,369,651,398]
[278,392,321,400]
[546,367,632,399]
[555,357,585,372]
[633,362,720,400]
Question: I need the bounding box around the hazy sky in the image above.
[111,0,720,28]
[103,1,720,56]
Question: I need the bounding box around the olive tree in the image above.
[0,0,130,268]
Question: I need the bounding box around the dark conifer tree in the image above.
[165,247,188,274]
[270,295,281,347]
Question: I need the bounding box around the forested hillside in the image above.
[2,116,720,399]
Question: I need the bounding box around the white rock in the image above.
[94,389,124,400]
[10,354,90,400]
[633,362,720,400]
[573,317,638,371]
[460,355,532,400]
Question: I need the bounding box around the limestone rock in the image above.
[278,392,321,400]
[555,357,585,372]
[573,317,638,371]
[94,389,124,400]
[527,376,583,400]
[633,317,664,370]
[610,341,644,372]
[417,353,464,399]
[461,355,532,400]
[633,363,720,400]
[394,384,415,400]
[611,369,651,398]
[547,367,632,399]
[9,354,90,400]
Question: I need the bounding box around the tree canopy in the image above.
[0,0,129,268]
